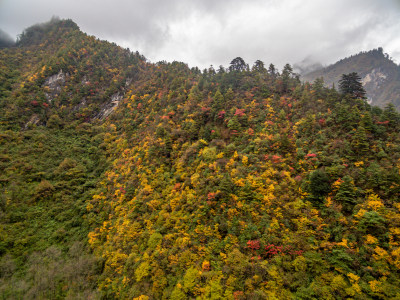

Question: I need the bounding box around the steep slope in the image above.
[0,18,146,130]
[1,18,400,300]
[302,48,400,109]
[87,63,400,298]
[0,18,147,298]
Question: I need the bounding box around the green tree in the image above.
[361,112,374,132]
[335,175,357,213]
[382,103,400,127]
[268,63,277,77]
[281,63,293,93]
[252,60,266,73]
[312,77,326,100]
[170,286,187,300]
[212,89,225,115]
[47,114,62,129]
[351,125,369,157]
[219,176,234,199]
[224,88,235,101]
[229,57,247,72]
[338,72,366,99]
[309,169,331,204]
[182,267,200,294]
[227,116,241,132]
[358,211,387,237]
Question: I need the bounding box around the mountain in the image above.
[1,18,400,299]
[0,18,147,299]
[302,48,400,109]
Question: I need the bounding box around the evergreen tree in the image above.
[224,88,235,101]
[309,169,331,204]
[268,63,277,77]
[335,175,357,213]
[281,63,295,93]
[313,77,325,99]
[382,103,400,127]
[229,57,247,72]
[212,89,224,114]
[252,60,266,73]
[351,125,369,157]
[361,112,374,132]
[219,176,234,199]
[338,72,366,99]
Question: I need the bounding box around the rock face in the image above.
[24,114,40,129]
[43,70,126,120]
[43,70,67,102]
[95,93,123,119]
[362,68,388,104]
[125,77,133,87]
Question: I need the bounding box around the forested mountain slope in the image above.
[1,19,400,299]
[302,48,400,109]
[0,18,146,299]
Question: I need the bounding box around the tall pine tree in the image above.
[339,72,366,99]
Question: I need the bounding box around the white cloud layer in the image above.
[1,0,399,70]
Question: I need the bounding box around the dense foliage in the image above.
[0,19,145,299]
[1,19,400,299]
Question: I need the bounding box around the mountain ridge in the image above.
[0,18,146,130]
[1,18,400,299]
[301,48,400,109]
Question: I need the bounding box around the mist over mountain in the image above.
[293,57,324,75]
[0,29,15,48]
[302,48,400,109]
[3,0,400,71]
[1,18,400,299]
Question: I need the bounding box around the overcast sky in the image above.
[1,0,400,70]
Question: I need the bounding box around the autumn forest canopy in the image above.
[1,18,400,299]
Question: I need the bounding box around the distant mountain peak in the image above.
[301,48,400,108]
[17,17,79,47]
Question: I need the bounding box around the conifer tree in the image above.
[252,60,266,73]
[268,63,277,77]
[382,103,400,126]
[351,125,369,156]
[309,169,331,204]
[212,89,224,114]
[229,57,246,72]
[335,175,357,213]
[313,77,325,99]
[339,72,366,99]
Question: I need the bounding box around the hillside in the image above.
[302,48,400,109]
[0,18,147,299]
[1,19,400,299]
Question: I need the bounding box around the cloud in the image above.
[0,0,399,69]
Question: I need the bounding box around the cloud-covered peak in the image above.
[1,0,399,69]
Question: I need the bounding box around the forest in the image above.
[1,18,400,299]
